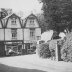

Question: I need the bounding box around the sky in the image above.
[0,0,43,17]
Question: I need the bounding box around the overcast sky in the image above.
[0,0,42,17]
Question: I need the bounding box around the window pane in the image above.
[11,18,16,25]
[37,36,41,40]
[30,28,35,39]
[11,29,17,39]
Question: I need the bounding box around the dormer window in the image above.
[30,19,34,23]
[29,19,34,27]
[11,18,16,25]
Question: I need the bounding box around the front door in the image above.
[25,43,30,54]
[18,45,22,54]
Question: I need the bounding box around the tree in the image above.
[0,8,8,20]
[39,0,72,33]
[36,43,51,58]
[36,13,48,33]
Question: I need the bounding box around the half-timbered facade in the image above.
[24,13,41,53]
[4,13,23,55]
[0,13,41,56]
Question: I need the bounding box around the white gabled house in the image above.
[0,13,41,56]
[23,13,41,53]
[4,13,23,55]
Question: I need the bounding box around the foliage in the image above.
[49,40,57,51]
[49,39,65,60]
[61,32,72,62]
[36,13,48,33]
[31,46,36,52]
[39,0,72,33]
[36,43,51,58]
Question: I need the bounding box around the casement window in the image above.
[30,19,34,23]
[37,36,41,40]
[11,29,17,39]
[11,18,16,25]
[30,28,35,39]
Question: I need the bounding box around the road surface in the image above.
[0,54,72,72]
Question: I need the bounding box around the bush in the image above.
[61,32,72,62]
[36,43,51,58]
[31,46,36,52]
[49,39,64,60]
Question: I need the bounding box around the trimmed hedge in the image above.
[36,43,51,58]
[61,32,72,62]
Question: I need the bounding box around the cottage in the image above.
[0,13,41,56]
[4,13,23,55]
[24,13,41,53]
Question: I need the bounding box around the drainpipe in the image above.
[22,20,24,54]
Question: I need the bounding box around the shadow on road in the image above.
[0,63,46,72]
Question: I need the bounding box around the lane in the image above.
[0,54,72,72]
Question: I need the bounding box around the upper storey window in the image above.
[30,19,34,23]
[30,28,35,39]
[29,19,34,27]
[11,29,17,40]
[11,18,16,25]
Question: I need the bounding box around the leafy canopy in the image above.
[39,0,72,32]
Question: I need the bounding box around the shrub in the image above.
[61,32,72,62]
[49,40,57,51]
[36,43,51,58]
[49,39,64,60]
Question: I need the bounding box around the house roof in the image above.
[7,13,20,19]
[5,13,22,28]
[24,13,41,28]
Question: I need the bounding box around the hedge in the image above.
[61,32,72,62]
[36,43,51,58]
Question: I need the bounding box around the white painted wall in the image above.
[25,19,39,28]
[24,29,30,41]
[5,29,12,40]
[5,29,23,40]
[34,19,39,27]
[35,28,41,36]
[24,17,41,42]
[7,18,21,28]
[17,29,23,40]
[0,29,4,40]
[25,19,30,27]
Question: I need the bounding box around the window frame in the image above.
[30,28,35,39]
[11,18,16,25]
[11,28,17,39]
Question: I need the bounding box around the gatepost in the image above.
[55,40,62,61]
[55,41,58,61]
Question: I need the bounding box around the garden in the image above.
[36,32,72,62]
